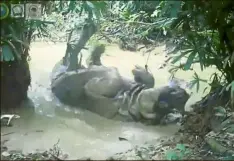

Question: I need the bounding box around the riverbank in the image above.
[1,41,225,160]
[2,122,233,160]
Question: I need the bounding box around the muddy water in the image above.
[1,42,217,159]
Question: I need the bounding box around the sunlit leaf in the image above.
[151,9,160,18]
[163,27,167,35]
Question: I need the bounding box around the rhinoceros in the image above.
[51,42,189,125]
[51,63,189,125]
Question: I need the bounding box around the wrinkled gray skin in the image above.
[51,43,189,124]
[51,66,126,118]
[51,64,146,119]
[51,62,190,124]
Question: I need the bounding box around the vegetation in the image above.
[1,139,69,160]
[98,1,234,91]
[1,0,234,160]
[0,0,106,110]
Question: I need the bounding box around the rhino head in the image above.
[156,86,190,114]
[135,86,190,125]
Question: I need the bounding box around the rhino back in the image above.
[51,66,123,106]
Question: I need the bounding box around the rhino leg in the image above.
[86,44,105,67]
[83,74,126,119]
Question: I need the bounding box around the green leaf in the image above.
[176,144,186,152]
[162,27,167,35]
[203,86,209,94]
[226,124,234,133]
[68,1,76,12]
[231,52,234,64]
[196,80,200,92]
[232,81,234,92]
[188,80,197,90]
[193,72,199,79]
[222,155,234,160]
[171,49,193,64]
[151,9,160,18]
[1,45,15,62]
[165,150,179,160]
[226,81,234,91]
[191,72,201,92]
[169,1,181,18]
[86,1,95,9]
[223,56,230,69]
[213,106,227,117]
[183,51,196,70]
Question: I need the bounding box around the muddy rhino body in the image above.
[51,66,127,103]
[51,65,189,124]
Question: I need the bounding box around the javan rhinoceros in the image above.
[51,63,189,125]
[51,44,189,125]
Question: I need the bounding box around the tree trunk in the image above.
[1,57,31,112]
[63,20,97,71]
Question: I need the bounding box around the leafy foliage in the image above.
[95,1,181,50]
[2,0,233,95]
[1,1,55,61]
[168,0,234,87]
[52,1,107,20]
[1,0,106,62]
[96,1,234,92]
[165,144,190,160]
[227,81,234,110]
